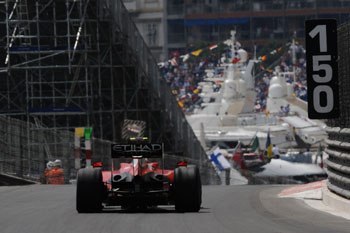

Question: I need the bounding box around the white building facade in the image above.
[123,0,167,61]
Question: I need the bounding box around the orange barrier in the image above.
[45,167,64,184]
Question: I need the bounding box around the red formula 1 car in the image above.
[76,139,202,213]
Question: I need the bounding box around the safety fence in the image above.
[0,115,110,184]
[0,115,219,185]
[325,22,350,198]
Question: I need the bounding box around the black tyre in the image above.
[76,168,105,213]
[174,165,202,212]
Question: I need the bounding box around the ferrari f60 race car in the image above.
[76,139,202,213]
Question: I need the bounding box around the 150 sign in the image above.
[305,19,339,119]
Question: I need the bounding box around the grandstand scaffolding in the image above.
[0,0,209,170]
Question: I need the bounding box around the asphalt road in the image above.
[1,184,350,233]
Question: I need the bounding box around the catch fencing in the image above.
[325,22,350,198]
[0,115,219,185]
[0,115,110,184]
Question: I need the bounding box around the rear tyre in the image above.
[76,168,105,213]
[174,165,202,212]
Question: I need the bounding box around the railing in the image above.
[317,0,350,8]
[219,1,250,13]
[251,1,284,11]
[185,4,217,15]
[285,1,315,9]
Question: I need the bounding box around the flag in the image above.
[191,49,203,56]
[251,136,260,153]
[181,54,190,62]
[261,55,267,61]
[277,47,282,52]
[266,130,273,159]
[84,128,93,139]
[260,64,265,70]
[251,136,264,162]
[232,143,246,169]
[210,147,231,171]
[315,143,324,168]
[75,128,84,137]
[169,58,178,66]
[209,44,218,50]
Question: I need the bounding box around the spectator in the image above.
[272,144,280,159]
[304,148,313,163]
[284,104,290,115]
[278,106,284,116]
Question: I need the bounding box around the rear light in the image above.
[177,161,187,167]
[93,162,103,168]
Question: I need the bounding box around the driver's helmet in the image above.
[46,161,54,170]
[53,159,62,167]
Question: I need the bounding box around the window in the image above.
[147,23,157,46]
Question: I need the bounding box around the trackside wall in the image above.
[325,22,350,198]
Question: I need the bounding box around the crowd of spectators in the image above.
[159,42,308,115]
[253,43,308,113]
[159,52,222,113]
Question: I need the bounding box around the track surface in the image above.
[1,184,350,233]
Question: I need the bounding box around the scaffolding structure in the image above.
[0,0,210,166]
[1,1,154,139]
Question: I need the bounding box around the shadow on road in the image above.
[98,206,210,214]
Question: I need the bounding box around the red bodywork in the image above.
[102,159,174,191]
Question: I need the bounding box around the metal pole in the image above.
[5,0,10,68]
[53,2,57,47]
[35,2,42,110]
[66,0,71,74]
[96,0,103,139]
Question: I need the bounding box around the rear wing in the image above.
[111,143,163,158]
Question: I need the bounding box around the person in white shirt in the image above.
[304,148,313,163]
[272,144,280,159]
[278,106,284,117]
